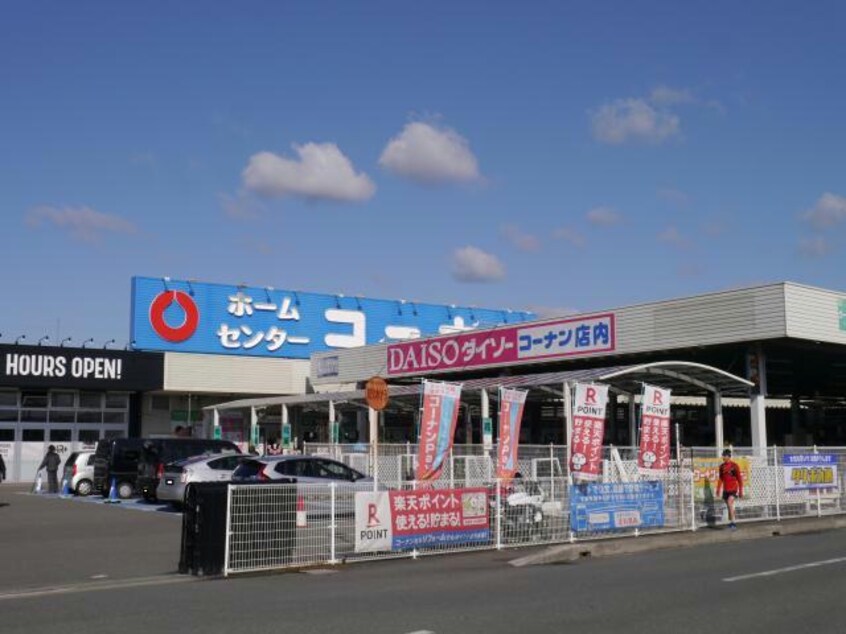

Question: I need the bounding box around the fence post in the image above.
[449,449,455,489]
[549,443,555,502]
[690,469,696,532]
[495,479,502,550]
[224,484,232,576]
[329,482,338,565]
[773,445,781,522]
[814,445,822,517]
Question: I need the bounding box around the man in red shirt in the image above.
[716,449,744,530]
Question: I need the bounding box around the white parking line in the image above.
[723,556,846,582]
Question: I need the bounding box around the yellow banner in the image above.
[692,457,751,501]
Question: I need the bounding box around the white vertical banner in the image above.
[568,383,609,481]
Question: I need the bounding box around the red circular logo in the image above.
[149,291,199,342]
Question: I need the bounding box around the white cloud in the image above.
[586,206,622,226]
[801,192,846,229]
[451,246,505,283]
[553,227,585,247]
[25,205,137,242]
[379,121,481,185]
[501,224,541,252]
[657,187,690,209]
[798,236,831,258]
[242,143,376,202]
[657,225,690,248]
[590,98,680,145]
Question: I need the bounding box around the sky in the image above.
[1,1,845,348]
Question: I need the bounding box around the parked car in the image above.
[156,452,245,507]
[62,451,96,496]
[93,438,147,499]
[231,455,373,516]
[137,438,241,502]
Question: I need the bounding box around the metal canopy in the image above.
[206,361,752,412]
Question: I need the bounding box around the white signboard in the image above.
[354,491,392,553]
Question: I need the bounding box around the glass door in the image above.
[19,427,47,484]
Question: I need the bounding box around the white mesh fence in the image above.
[224,445,846,575]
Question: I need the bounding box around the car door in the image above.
[207,456,237,481]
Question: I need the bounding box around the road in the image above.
[3,485,845,633]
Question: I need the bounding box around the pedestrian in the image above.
[0,452,6,483]
[266,437,282,455]
[38,445,62,494]
[716,448,744,530]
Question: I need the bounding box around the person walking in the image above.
[38,445,62,494]
[716,448,744,530]
[265,438,282,456]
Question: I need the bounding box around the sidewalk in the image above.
[509,515,846,567]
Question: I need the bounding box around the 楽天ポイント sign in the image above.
[131,276,533,359]
[568,383,609,481]
[387,313,615,376]
[354,488,490,553]
[638,384,672,475]
[570,482,665,532]
[783,454,838,491]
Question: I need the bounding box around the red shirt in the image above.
[718,460,743,495]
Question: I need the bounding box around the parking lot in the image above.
[0,484,183,594]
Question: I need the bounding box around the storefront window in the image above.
[21,391,48,408]
[0,391,18,407]
[78,429,100,444]
[22,429,45,442]
[0,429,14,441]
[21,409,47,423]
[0,410,18,422]
[48,410,76,423]
[105,394,129,409]
[49,429,71,442]
[50,392,75,408]
[103,412,126,424]
[78,393,102,409]
[77,410,102,424]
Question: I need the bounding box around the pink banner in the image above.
[416,381,462,482]
[569,383,609,481]
[496,388,527,481]
[387,314,615,376]
[638,385,672,474]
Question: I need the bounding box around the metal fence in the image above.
[224,445,846,575]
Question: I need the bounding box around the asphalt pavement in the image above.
[2,481,845,634]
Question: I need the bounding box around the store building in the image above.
[129,276,533,448]
[297,282,846,448]
[0,344,163,482]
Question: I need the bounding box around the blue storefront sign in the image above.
[570,481,665,532]
[130,276,534,358]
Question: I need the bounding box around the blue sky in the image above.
[2,1,845,347]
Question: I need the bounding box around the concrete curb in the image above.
[509,516,846,567]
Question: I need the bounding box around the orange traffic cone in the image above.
[296,494,307,528]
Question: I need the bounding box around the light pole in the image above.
[81,338,94,349]
[14,335,26,345]
[103,339,115,349]
[38,335,50,346]
[60,337,72,347]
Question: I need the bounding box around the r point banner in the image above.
[569,383,609,481]
[638,384,672,474]
[496,388,528,481]
[416,381,462,482]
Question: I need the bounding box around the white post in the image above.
[773,445,781,522]
[368,407,379,487]
[282,404,291,451]
[628,394,637,450]
[495,479,502,550]
[563,381,573,453]
[749,346,768,452]
[714,392,724,455]
[690,471,697,532]
[250,406,258,451]
[329,400,336,445]
[675,423,681,462]
[329,482,338,564]
[481,389,492,453]
[213,408,220,440]
[224,484,232,575]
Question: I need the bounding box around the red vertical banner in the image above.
[569,383,609,481]
[638,384,672,474]
[416,381,463,482]
[496,388,528,481]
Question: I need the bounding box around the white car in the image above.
[62,451,96,496]
[156,452,244,507]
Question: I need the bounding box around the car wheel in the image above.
[76,479,93,497]
[117,481,134,499]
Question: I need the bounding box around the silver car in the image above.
[62,451,96,496]
[156,452,244,507]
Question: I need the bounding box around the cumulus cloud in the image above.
[25,205,137,242]
[242,143,376,202]
[553,227,585,247]
[590,98,680,145]
[451,246,505,283]
[798,236,831,258]
[649,85,696,106]
[801,192,846,229]
[379,121,481,185]
[586,206,622,226]
[501,224,541,252]
[657,225,690,248]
